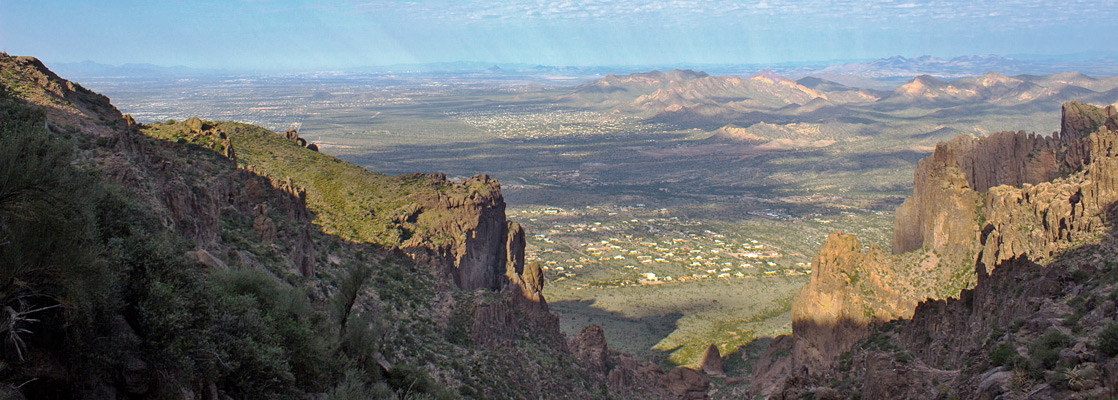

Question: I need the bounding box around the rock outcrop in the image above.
[665,367,709,400]
[566,324,678,399]
[408,174,511,291]
[571,325,611,375]
[252,204,277,244]
[282,128,317,151]
[699,344,724,376]
[504,222,548,309]
[756,103,1118,398]
[894,102,1118,263]
[404,174,549,310]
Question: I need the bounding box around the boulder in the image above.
[975,370,1012,400]
[665,367,709,400]
[185,117,204,134]
[185,249,227,269]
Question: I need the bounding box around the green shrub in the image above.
[330,259,374,329]
[207,269,335,397]
[990,342,1027,369]
[386,363,457,400]
[1030,331,1071,371]
[327,369,394,400]
[341,311,389,379]
[1099,322,1118,357]
[0,83,117,375]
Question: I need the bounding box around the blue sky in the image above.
[2,0,1116,70]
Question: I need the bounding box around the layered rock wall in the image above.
[894,103,1118,262]
[760,102,1118,395]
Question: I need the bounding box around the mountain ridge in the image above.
[750,102,1118,399]
[0,53,692,400]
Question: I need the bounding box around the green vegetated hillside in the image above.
[143,118,495,247]
[0,53,671,400]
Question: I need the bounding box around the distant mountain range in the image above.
[561,69,865,116]
[554,68,1118,148]
[48,60,215,78]
[48,54,1118,84]
[563,68,1118,116]
[885,71,1118,106]
[811,54,1118,85]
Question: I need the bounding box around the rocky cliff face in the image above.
[755,102,1118,398]
[790,233,884,374]
[893,102,1117,262]
[1,53,682,400]
[399,174,548,311]
[411,174,516,290]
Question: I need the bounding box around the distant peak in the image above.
[911,74,944,84]
[748,68,784,82]
[664,69,709,80]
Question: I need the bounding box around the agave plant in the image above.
[2,299,60,361]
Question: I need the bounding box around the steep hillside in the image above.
[751,102,1118,399]
[0,54,688,400]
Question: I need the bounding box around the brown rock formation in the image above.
[413,174,509,290]
[899,256,1057,370]
[468,300,517,348]
[759,103,1118,397]
[571,324,610,375]
[160,176,223,247]
[856,351,959,400]
[185,117,205,134]
[749,335,794,398]
[291,225,315,277]
[220,136,236,159]
[699,344,724,376]
[504,222,548,310]
[411,174,543,299]
[185,248,228,270]
[252,204,277,244]
[894,103,1118,261]
[790,233,889,374]
[665,367,709,400]
[564,323,677,399]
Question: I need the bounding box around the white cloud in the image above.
[350,0,1118,29]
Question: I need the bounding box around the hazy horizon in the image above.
[4,1,1117,71]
